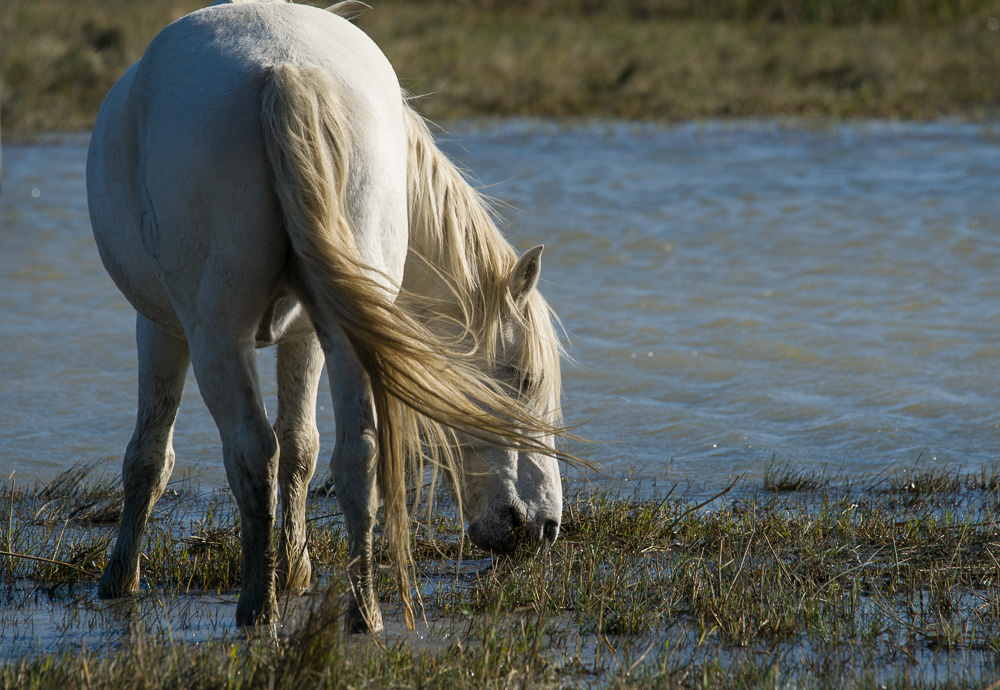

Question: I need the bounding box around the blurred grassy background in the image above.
[2,0,1000,136]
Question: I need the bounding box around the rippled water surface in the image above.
[2,121,999,490]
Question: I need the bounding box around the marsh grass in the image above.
[4,0,1000,137]
[423,0,1000,25]
[763,457,833,492]
[358,3,1000,122]
[3,462,1000,687]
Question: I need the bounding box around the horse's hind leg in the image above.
[316,324,383,633]
[188,332,280,626]
[99,315,189,599]
[274,334,323,591]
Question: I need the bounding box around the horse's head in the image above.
[456,245,564,554]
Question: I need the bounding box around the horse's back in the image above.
[88,1,407,340]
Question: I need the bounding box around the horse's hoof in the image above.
[346,601,383,634]
[236,598,278,627]
[97,569,139,599]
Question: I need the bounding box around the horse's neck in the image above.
[400,251,469,337]
[401,104,516,339]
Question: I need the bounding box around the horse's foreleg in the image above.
[318,325,383,633]
[189,333,279,626]
[274,334,323,591]
[99,315,189,599]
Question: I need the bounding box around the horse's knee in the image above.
[243,417,280,462]
[224,422,279,511]
[332,430,377,476]
[277,426,320,485]
[331,431,379,517]
[288,425,321,460]
[122,440,174,493]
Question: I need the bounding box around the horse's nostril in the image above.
[508,506,524,531]
[542,518,559,544]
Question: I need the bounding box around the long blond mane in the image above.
[261,63,569,620]
[402,107,564,428]
[378,106,568,609]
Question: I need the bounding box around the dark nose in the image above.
[542,518,560,544]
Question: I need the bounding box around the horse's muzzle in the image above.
[468,506,560,554]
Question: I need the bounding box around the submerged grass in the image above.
[2,462,1000,687]
[4,0,1000,137]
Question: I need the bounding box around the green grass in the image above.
[2,462,1000,687]
[376,7,1000,121]
[3,0,1000,137]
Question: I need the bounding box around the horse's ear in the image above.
[509,245,544,309]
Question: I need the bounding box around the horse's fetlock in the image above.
[236,594,278,627]
[345,594,383,634]
[97,563,140,599]
[277,546,312,591]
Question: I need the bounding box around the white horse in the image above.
[87,0,568,632]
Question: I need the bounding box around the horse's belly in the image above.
[101,258,312,348]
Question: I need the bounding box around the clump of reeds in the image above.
[762,456,831,492]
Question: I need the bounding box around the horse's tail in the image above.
[259,64,558,616]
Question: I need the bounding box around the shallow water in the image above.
[2,121,999,491]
